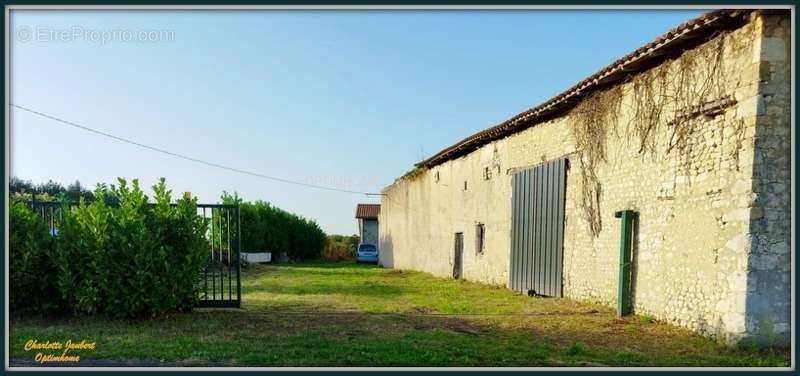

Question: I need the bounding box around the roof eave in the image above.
[415,9,753,169]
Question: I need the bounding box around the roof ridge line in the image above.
[416,9,754,169]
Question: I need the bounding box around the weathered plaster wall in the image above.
[379,11,790,344]
[360,219,379,246]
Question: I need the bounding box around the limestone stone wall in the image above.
[742,11,792,345]
[378,10,790,344]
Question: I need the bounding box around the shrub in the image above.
[9,200,63,314]
[322,234,359,261]
[53,191,107,315]
[12,177,210,318]
[150,182,210,312]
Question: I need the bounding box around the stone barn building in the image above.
[378,9,791,345]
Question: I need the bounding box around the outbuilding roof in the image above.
[355,204,381,219]
[416,9,754,169]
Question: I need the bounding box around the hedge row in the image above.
[221,192,326,260]
[9,178,209,318]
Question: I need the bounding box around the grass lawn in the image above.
[10,262,790,367]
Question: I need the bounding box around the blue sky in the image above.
[10,9,705,235]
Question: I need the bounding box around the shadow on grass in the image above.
[242,262,384,278]
[264,282,407,297]
[267,261,380,270]
[9,300,791,367]
[9,262,792,367]
[244,262,406,297]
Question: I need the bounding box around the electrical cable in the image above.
[10,104,384,196]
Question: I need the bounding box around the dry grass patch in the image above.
[10,261,790,367]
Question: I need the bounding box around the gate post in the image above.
[236,204,242,307]
[614,210,637,317]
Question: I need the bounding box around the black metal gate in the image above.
[27,200,241,308]
[509,158,567,297]
[198,204,241,308]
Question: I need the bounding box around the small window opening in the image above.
[476,223,485,254]
[483,167,492,180]
[463,181,468,191]
[434,171,440,182]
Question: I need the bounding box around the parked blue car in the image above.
[356,244,378,264]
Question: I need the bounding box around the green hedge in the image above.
[10,178,210,318]
[9,200,61,314]
[221,193,326,260]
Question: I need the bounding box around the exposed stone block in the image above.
[755,37,788,62]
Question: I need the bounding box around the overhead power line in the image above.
[10,104,383,196]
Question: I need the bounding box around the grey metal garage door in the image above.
[510,158,567,297]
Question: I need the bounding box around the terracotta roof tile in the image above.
[355,204,381,219]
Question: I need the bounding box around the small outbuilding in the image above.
[355,204,381,247]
